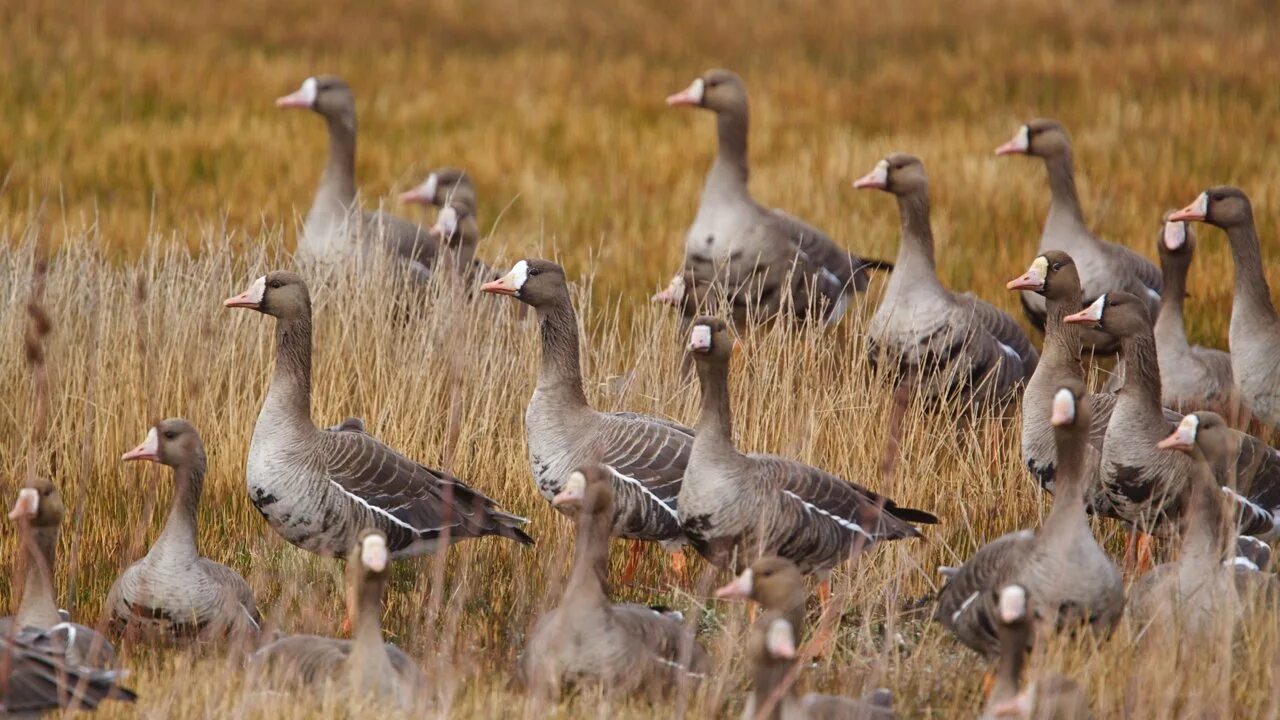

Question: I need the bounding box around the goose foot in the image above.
[620,540,645,585]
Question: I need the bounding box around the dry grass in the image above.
[3,0,1280,717]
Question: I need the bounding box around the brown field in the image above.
[3,0,1280,717]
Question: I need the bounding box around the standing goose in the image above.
[225,271,533,559]
[520,466,709,700]
[249,529,424,707]
[715,556,898,720]
[1064,293,1280,538]
[400,167,492,279]
[682,316,937,576]
[481,260,689,555]
[666,69,888,325]
[995,119,1160,351]
[1170,187,1280,426]
[982,585,1090,720]
[106,419,260,641]
[276,76,438,274]
[853,154,1037,408]
[935,381,1123,659]
[3,481,115,668]
[1104,216,1234,410]
[0,632,136,715]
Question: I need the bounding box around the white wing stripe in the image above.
[782,490,873,541]
[328,480,459,536]
[951,591,979,625]
[606,466,680,521]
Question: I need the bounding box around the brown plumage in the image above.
[682,316,937,574]
[249,529,424,708]
[519,465,709,699]
[106,419,260,642]
[666,69,888,326]
[716,556,897,720]
[996,118,1160,353]
[226,271,533,559]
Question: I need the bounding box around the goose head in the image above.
[552,465,612,516]
[224,271,310,320]
[1049,380,1090,430]
[481,259,567,307]
[995,118,1070,159]
[852,153,928,196]
[1062,291,1149,338]
[666,68,748,116]
[1158,209,1197,257]
[1157,412,1235,464]
[122,418,206,470]
[1169,186,1253,230]
[686,316,736,364]
[714,556,804,610]
[276,75,355,126]
[1006,250,1080,302]
[7,477,63,529]
[400,167,473,207]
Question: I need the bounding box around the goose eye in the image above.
[527,267,540,277]
[163,430,177,440]
[269,280,282,289]
[1050,262,1062,271]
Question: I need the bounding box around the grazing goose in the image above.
[276,76,437,274]
[481,260,689,553]
[854,154,1037,408]
[1064,293,1280,538]
[1104,216,1234,410]
[666,69,888,325]
[225,271,533,558]
[716,556,898,720]
[935,381,1123,658]
[1170,187,1280,426]
[982,585,1090,720]
[995,119,1160,351]
[520,466,709,700]
[400,167,488,277]
[3,481,115,668]
[249,530,424,707]
[682,316,937,575]
[0,631,136,715]
[106,419,260,641]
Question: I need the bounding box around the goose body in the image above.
[855,154,1036,408]
[682,317,936,573]
[0,629,136,715]
[718,557,898,720]
[106,420,260,640]
[276,76,439,275]
[1171,187,1280,426]
[226,271,533,559]
[4,482,116,668]
[249,530,425,708]
[401,167,496,280]
[482,260,688,543]
[666,69,886,325]
[996,119,1159,353]
[520,467,709,699]
[936,383,1122,658]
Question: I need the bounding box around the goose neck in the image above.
[1118,330,1163,410]
[892,190,940,281]
[153,463,204,562]
[564,504,611,607]
[535,299,589,408]
[266,311,315,428]
[15,525,61,629]
[694,360,734,446]
[1154,253,1190,348]
[1225,223,1279,323]
[706,107,750,198]
[319,113,358,210]
[1043,152,1087,234]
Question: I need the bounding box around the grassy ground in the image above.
[3,0,1280,717]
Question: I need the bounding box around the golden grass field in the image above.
[4,0,1280,717]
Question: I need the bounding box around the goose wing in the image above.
[612,604,709,677]
[934,529,1034,657]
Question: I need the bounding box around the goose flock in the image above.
[5,67,1280,719]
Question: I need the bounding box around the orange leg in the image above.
[817,578,832,605]
[804,578,835,658]
[620,540,645,585]
[669,549,688,585]
[981,669,996,698]
[1123,531,1156,576]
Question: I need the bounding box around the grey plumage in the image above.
[0,629,136,715]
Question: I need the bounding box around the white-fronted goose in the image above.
[400,167,488,277]
[935,381,1123,658]
[666,69,889,325]
[1105,216,1234,410]
[106,419,260,641]
[682,316,936,575]
[225,271,533,558]
[1170,187,1280,426]
[276,76,438,274]
[3,480,115,668]
[996,119,1160,352]
[481,260,689,549]
[716,556,898,720]
[0,631,136,715]
[854,154,1037,408]
[249,529,424,707]
[982,585,1090,720]
[520,466,709,699]
[1064,293,1280,537]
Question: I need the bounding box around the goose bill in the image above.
[121,427,160,462]
[1168,192,1209,222]
[665,78,705,107]
[714,568,752,599]
[995,125,1030,155]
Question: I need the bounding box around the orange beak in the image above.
[480,278,517,296]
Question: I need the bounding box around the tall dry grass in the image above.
[3,0,1280,717]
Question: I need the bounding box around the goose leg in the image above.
[620,540,646,584]
[1123,531,1155,575]
[669,548,688,584]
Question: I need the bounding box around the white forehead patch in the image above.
[998,585,1027,623]
[1050,388,1076,427]
[1030,255,1048,278]
[10,487,39,518]
[246,275,267,304]
[361,533,388,572]
[1163,220,1187,251]
[423,173,439,204]
[1179,413,1200,442]
[869,159,890,185]
[297,77,318,107]
[434,206,459,237]
[1193,191,1209,218]
[765,617,796,659]
[1080,294,1106,322]
[142,427,159,454]
[566,470,586,495]
[688,78,705,105]
[505,260,530,291]
[689,324,713,351]
[1012,125,1030,151]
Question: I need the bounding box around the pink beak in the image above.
[480,278,517,296]
[1157,428,1194,452]
[122,428,160,463]
[223,291,260,309]
[852,171,886,190]
[399,189,430,205]
[1168,195,1207,223]
[994,138,1026,156]
[1005,272,1043,291]
[275,90,312,109]
[714,570,752,600]
[666,79,704,107]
